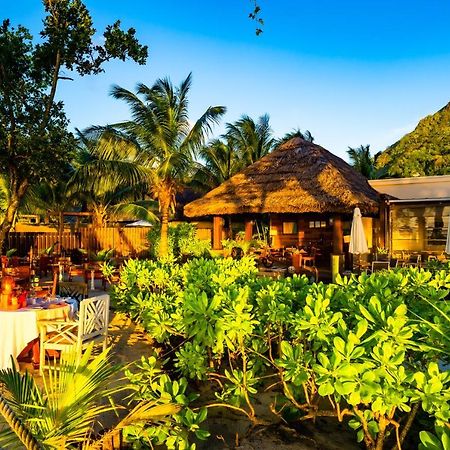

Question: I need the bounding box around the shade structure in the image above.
[349,207,369,255]
[446,215,450,254]
[125,220,153,227]
[184,138,380,217]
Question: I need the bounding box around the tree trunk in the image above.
[0,179,28,254]
[158,192,171,259]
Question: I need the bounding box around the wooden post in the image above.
[244,219,253,241]
[213,216,224,250]
[379,195,387,249]
[332,214,343,254]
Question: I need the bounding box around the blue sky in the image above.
[4,0,450,160]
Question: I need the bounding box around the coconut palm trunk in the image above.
[158,187,173,258]
[159,206,170,258]
[77,74,225,259]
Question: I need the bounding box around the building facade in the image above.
[370,175,450,254]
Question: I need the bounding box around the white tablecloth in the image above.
[0,305,70,370]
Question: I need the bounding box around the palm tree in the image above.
[22,175,77,250]
[80,74,225,257]
[0,346,179,449]
[72,131,158,227]
[277,128,314,146]
[225,114,275,165]
[347,144,384,179]
[193,138,242,191]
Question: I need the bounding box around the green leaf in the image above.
[359,305,375,322]
[333,337,346,354]
[318,382,334,397]
[419,431,442,450]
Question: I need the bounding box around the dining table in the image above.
[0,299,75,370]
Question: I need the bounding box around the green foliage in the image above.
[89,248,114,262]
[125,355,209,449]
[148,223,211,261]
[81,73,225,258]
[116,259,450,449]
[222,233,264,256]
[419,427,450,450]
[0,0,148,246]
[193,114,280,192]
[4,248,16,257]
[347,144,387,179]
[0,345,178,449]
[377,102,450,177]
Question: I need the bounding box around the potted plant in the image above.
[375,246,389,261]
[1,248,17,269]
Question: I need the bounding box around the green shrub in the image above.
[125,355,209,449]
[114,258,450,450]
[148,223,211,261]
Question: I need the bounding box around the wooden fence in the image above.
[7,227,150,257]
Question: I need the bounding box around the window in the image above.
[391,204,450,252]
[282,222,297,234]
[309,221,327,229]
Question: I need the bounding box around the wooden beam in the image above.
[332,214,344,254]
[378,196,387,249]
[213,216,224,250]
[62,212,93,217]
[244,219,253,241]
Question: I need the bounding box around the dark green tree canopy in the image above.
[0,19,74,184]
[0,0,148,249]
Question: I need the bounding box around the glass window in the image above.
[282,222,297,234]
[391,203,450,252]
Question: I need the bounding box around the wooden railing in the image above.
[6,227,150,257]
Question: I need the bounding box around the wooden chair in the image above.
[58,281,88,305]
[38,255,52,277]
[39,294,110,374]
[32,271,58,298]
[86,265,107,290]
[68,265,88,282]
[405,254,421,268]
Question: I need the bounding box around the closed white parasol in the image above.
[349,207,369,255]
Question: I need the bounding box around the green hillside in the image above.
[377,102,450,177]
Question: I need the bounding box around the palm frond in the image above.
[110,201,159,223]
[0,345,124,448]
[83,402,181,450]
[181,105,226,156]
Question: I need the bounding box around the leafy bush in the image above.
[221,231,265,256]
[125,355,209,449]
[148,223,211,261]
[113,258,450,450]
[0,346,179,449]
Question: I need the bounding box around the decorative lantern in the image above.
[0,276,15,309]
[1,276,15,293]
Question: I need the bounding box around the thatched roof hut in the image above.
[184,138,380,217]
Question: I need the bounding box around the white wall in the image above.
[370,175,450,200]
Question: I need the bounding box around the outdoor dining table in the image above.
[0,300,74,370]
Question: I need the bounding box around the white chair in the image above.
[370,261,391,273]
[39,294,110,374]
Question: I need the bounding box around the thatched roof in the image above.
[184,138,380,217]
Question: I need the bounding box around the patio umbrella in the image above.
[446,215,450,254]
[349,207,369,255]
[125,220,153,227]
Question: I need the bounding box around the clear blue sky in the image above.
[4,0,450,160]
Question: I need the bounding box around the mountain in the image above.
[376,102,450,177]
